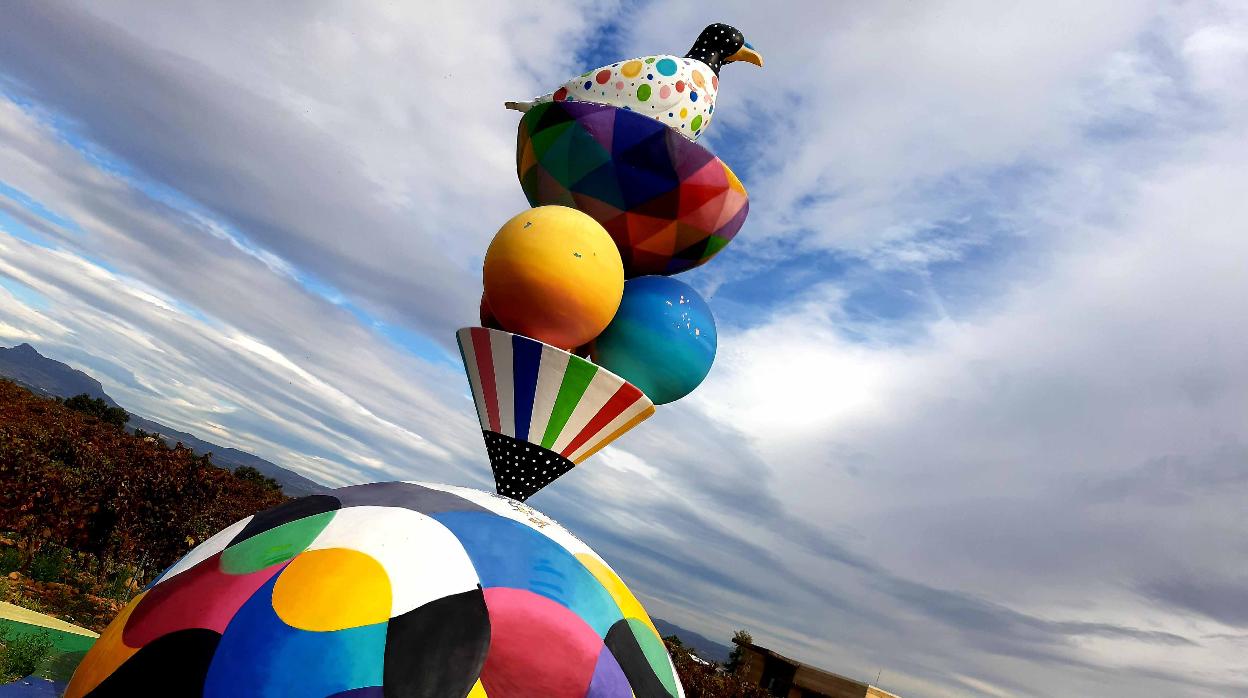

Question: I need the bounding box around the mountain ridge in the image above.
[0,343,327,497]
[652,618,733,663]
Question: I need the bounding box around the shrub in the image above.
[29,546,67,583]
[62,394,129,430]
[0,629,54,682]
[102,565,140,602]
[0,547,20,575]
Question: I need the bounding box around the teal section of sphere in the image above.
[591,276,716,405]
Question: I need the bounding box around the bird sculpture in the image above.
[505,23,762,141]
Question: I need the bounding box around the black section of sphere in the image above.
[335,481,491,515]
[482,431,576,501]
[605,619,675,698]
[228,494,342,547]
[83,628,221,697]
[683,22,746,75]
[384,588,491,697]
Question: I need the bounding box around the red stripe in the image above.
[471,328,500,433]
[560,383,642,458]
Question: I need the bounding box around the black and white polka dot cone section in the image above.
[482,432,577,501]
[457,327,655,501]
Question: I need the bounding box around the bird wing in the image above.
[640,73,690,115]
[562,56,691,111]
[505,55,711,134]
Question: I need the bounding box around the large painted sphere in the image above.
[66,481,684,698]
[591,276,717,405]
[483,206,624,351]
[518,102,749,277]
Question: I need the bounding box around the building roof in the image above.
[734,639,901,698]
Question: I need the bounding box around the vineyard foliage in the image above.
[0,379,287,579]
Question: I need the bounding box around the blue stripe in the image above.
[511,335,542,441]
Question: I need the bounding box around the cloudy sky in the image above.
[2,1,1247,695]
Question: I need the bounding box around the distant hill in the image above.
[0,343,327,497]
[652,618,733,664]
[0,343,115,404]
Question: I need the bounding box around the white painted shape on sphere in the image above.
[305,505,480,618]
[410,481,601,561]
[156,515,253,585]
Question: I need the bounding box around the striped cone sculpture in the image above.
[457,327,655,500]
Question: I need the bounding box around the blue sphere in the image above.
[591,276,717,405]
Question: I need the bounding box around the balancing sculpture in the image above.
[469,23,762,500]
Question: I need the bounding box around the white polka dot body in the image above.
[529,54,720,141]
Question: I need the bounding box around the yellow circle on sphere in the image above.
[272,548,391,631]
[483,206,624,350]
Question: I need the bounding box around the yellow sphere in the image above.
[483,206,624,350]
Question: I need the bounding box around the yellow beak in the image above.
[726,45,763,67]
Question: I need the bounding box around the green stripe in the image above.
[0,616,96,681]
[219,510,336,574]
[0,618,96,654]
[541,357,598,448]
[628,617,679,696]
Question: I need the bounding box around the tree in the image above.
[62,394,129,429]
[725,629,753,674]
[664,634,768,698]
[133,429,166,447]
[233,465,281,492]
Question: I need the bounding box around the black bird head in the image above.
[685,23,763,75]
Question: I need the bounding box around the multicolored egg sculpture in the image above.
[517,102,749,277]
[457,327,654,501]
[65,481,684,698]
[483,206,625,351]
[591,276,717,405]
